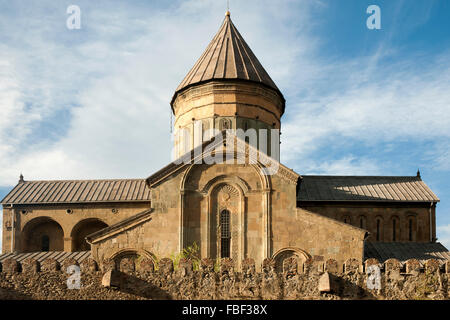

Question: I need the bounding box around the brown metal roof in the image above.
[298,176,439,202]
[0,251,91,264]
[172,13,284,106]
[1,179,151,205]
[364,242,450,266]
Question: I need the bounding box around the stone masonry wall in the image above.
[0,256,449,300]
[300,204,432,243]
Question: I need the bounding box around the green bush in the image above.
[170,242,201,270]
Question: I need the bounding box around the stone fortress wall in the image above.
[0,255,449,300]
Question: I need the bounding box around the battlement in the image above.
[1,255,448,274]
[0,256,449,300]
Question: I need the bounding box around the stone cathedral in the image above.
[1,12,447,271]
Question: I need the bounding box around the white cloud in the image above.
[281,52,450,174]
[437,224,450,250]
[0,0,449,256]
[0,0,449,185]
[299,156,381,176]
[0,0,317,185]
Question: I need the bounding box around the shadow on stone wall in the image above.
[115,273,172,300]
[0,287,33,300]
[335,275,375,299]
[0,256,449,300]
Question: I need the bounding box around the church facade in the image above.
[1,13,444,271]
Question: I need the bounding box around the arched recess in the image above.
[272,247,310,272]
[109,249,157,271]
[179,159,273,264]
[390,215,401,242]
[21,217,64,252]
[358,215,367,230]
[342,215,352,225]
[208,183,244,264]
[201,175,250,195]
[374,215,384,242]
[179,149,272,193]
[71,218,108,251]
[406,213,417,242]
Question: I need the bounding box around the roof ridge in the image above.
[301,175,421,178]
[229,21,249,80]
[17,178,146,183]
[226,17,238,78]
[1,179,151,205]
[230,20,261,82]
[298,175,439,202]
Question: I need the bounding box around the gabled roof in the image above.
[171,12,284,107]
[146,131,299,188]
[1,179,151,205]
[297,175,440,203]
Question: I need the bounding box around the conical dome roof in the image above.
[171,13,284,106]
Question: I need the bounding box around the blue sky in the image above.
[0,0,449,251]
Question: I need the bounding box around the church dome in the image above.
[171,12,285,111]
[171,12,285,161]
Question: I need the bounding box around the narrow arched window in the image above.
[393,219,396,242]
[343,215,351,224]
[41,235,50,251]
[359,216,367,229]
[409,219,413,241]
[376,219,381,242]
[220,210,231,258]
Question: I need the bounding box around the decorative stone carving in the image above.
[218,184,239,205]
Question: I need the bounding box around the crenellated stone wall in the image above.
[0,256,449,300]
